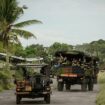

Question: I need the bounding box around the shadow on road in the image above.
[62,89,87,92]
[70,89,83,92]
[19,99,46,104]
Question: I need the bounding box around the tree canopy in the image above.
[0,0,42,70]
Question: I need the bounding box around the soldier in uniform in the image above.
[84,63,94,91]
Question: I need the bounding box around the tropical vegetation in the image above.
[0,0,42,91]
[96,71,105,105]
[0,0,42,70]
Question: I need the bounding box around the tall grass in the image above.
[96,71,105,105]
[98,71,105,84]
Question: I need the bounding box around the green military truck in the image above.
[52,51,99,91]
[15,64,52,104]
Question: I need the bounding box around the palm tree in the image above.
[0,0,42,70]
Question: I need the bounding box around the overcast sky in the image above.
[18,0,105,47]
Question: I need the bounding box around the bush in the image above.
[98,71,105,84]
[0,85,3,92]
[0,70,13,91]
[96,71,105,105]
[15,68,24,81]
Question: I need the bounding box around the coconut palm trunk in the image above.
[3,35,10,70]
[5,46,10,70]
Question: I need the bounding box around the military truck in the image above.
[52,51,99,91]
[15,64,52,104]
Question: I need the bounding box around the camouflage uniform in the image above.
[84,66,93,77]
[83,64,94,91]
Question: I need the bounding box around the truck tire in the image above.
[44,94,50,104]
[16,95,21,104]
[57,82,64,91]
[81,79,87,91]
[65,84,71,91]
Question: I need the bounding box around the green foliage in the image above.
[0,70,11,79]
[14,20,42,28]
[51,66,67,76]
[0,70,13,90]
[21,42,73,63]
[56,68,64,75]
[98,72,105,84]
[49,42,73,56]
[0,85,3,92]
[12,29,36,39]
[75,39,105,68]
[14,44,26,57]
[96,86,105,105]
[15,68,24,81]
[0,0,41,42]
[0,0,42,70]
[96,72,105,105]
[25,44,46,57]
[0,41,4,52]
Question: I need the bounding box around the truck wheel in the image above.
[44,94,50,104]
[88,78,94,91]
[65,84,71,91]
[81,79,87,91]
[16,95,21,104]
[57,82,64,91]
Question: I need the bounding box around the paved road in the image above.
[0,84,99,105]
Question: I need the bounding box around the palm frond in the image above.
[12,29,36,39]
[13,20,42,28]
[0,0,22,23]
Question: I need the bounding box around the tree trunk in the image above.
[5,45,10,71]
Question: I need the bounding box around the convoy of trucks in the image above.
[14,50,99,104]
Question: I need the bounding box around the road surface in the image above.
[0,83,99,105]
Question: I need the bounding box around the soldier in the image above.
[84,63,93,77]
[72,59,81,66]
[72,59,77,66]
[84,63,94,91]
[58,53,64,64]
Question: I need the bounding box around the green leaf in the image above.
[12,29,36,39]
[13,20,42,28]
